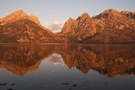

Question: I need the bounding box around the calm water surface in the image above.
[0,44,135,90]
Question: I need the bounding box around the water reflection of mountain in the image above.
[56,44,135,77]
[0,44,135,77]
[0,44,54,76]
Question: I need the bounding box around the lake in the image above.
[0,44,135,90]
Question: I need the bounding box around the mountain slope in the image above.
[83,9,135,43]
[0,10,55,43]
[0,19,55,43]
[55,13,97,43]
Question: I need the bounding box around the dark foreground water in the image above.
[0,44,135,90]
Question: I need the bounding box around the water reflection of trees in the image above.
[0,44,135,77]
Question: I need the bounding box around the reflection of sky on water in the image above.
[47,54,64,65]
[1,55,135,90]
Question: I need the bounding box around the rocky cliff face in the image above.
[55,13,97,43]
[84,9,135,43]
[55,8,135,43]
[0,10,55,43]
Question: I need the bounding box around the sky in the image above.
[0,0,135,32]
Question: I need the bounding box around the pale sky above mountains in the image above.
[0,0,134,32]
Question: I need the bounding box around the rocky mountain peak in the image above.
[81,13,90,18]
[103,8,119,14]
[121,10,130,14]
[61,17,77,33]
[66,17,75,22]
[55,9,135,43]
[4,10,27,19]
[77,12,90,20]
[0,10,26,25]
[0,10,55,43]
[60,13,91,35]
[29,14,41,26]
[0,10,41,26]
[120,11,135,20]
[76,13,92,27]
[93,8,121,19]
[12,10,25,15]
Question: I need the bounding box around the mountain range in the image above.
[0,8,135,43]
